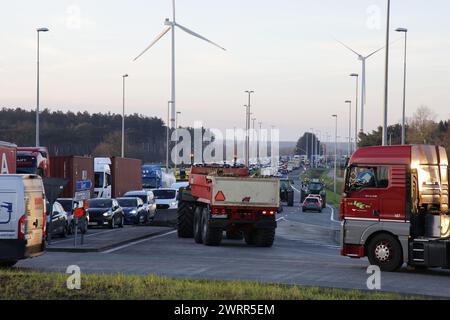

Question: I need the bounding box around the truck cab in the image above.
[16,147,50,178]
[142,165,162,189]
[341,145,450,272]
[94,158,112,198]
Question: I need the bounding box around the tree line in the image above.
[0,108,167,163]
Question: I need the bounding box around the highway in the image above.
[17,170,450,298]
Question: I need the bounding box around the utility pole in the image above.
[332,115,338,202]
[245,91,254,166]
[166,101,173,171]
[121,74,129,158]
[382,0,391,146]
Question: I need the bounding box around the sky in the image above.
[1,0,450,142]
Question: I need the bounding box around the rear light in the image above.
[262,210,275,216]
[18,215,27,241]
[212,208,226,215]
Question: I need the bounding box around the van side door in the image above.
[23,178,45,257]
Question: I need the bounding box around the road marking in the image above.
[327,205,340,223]
[291,186,301,194]
[48,228,118,244]
[276,217,287,222]
[103,230,177,254]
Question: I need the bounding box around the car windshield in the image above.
[152,190,176,199]
[118,199,138,207]
[125,194,147,203]
[57,200,73,212]
[306,198,319,204]
[88,199,112,208]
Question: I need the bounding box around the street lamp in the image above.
[332,115,338,202]
[121,74,129,158]
[350,73,359,149]
[36,27,49,147]
[382,0,391,146]
[396,27,408,145]
[345,100,352,156]
[245,91,254,166]
[166,101,173,171]
[174,111,181,170]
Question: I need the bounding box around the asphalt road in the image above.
[16,169,450,298]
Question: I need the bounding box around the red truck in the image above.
[340,145,450,271]
[50,156,95,198]
[177,165,280,247]
[16,147,50,177]
[0,141,17,174]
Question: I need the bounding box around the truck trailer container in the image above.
[341,145,450,272]
[50,156,95,198]
[0,141,17,174]
[111,157,142,198]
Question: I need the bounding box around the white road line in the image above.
[328,205,340,223]
[276,217,287,222]
[291,186,301,194]
[49,228,118,244]
[103,230,177,254]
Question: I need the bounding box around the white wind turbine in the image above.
[134,0,226,129]
[337,40,384,134]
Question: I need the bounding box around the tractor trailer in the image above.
[0,141,16,174]
[177,165,280,247]
[341,145,450,272]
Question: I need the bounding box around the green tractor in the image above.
[280,178,294,207]
[300,178,327,209]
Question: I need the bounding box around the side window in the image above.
[376,166,389,188]
[106,173,112,187]
[347,166,390,191]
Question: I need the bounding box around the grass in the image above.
[0,269,416,300]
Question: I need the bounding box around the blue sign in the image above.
[76,180,92,192]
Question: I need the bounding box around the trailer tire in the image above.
[226,230,244,240]
[244,232,256,245]
[194,207,203,244]
[202,208,222,246]
[367,233,403,272]
[177,201,195,238]
[253,228,276,247]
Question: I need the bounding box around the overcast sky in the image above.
[1,0,450,141]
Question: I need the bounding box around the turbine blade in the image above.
[335,38,361,57]
[133,26,172,61]
[365,37,402,59]
[175,22,226,51]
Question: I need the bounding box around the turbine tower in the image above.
[337,40,384,133]
[134,0,226,129]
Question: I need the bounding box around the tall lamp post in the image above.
[396,27,408,145]
[350,73,359,149]
[382,0,391,146]
[332,115,338,202]
[166,101,173,171]
[36,27,49,147]
[345,100,352,156]
[174,111,181,170]
[245,91,254,167]
[121,74,129,158]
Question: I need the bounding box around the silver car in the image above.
[302,197,322,213]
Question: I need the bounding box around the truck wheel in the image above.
[177,201,195,238]
[253,228,276,247]
[201,208,222,246]
[0,260,18,268]
[244,232,256,245]
[194,207,203,244]
[367,234,403,272]
[322,194,327,209]
[226,230,244,240]
[300,190,305,203]
[287,192,294,207]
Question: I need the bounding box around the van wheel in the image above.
[0,260,17,268]
[367,234,403,272]
[201,208,222,246]
[194,207,203,244]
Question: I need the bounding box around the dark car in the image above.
[117,197,148,225]
[123,190,157,220]
[280,179,294,207]
[46,201,70,238]
[302,197,323,213]
[57,198,89,234]
[86,198,124,229]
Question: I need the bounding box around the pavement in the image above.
[14,169,450,298]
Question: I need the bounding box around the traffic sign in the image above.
[76,180,92,192]
[74,190,90,201]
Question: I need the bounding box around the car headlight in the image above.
[103,210,113,217]
[130,210,137,215]
[170,201,178,207]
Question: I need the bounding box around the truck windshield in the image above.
[308,183,322,191]
[153,190,176,199]
[95,173,104,188]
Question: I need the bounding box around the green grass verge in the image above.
[0,269,417,300]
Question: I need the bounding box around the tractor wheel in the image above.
[201,208,222,246]
[177,201,195,238]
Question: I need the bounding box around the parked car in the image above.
[0,175,46,268]
[117,197,149,225]
[56,198,89,234]
[86,198,124,229]
[123,190,157,220]
[302,197,323,213]
[151,188,178,210]
[46,201,70,238]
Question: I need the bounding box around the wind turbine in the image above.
[337,40,384,134]
[134,0,226,129]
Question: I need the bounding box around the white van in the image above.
[0,175,46,267]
